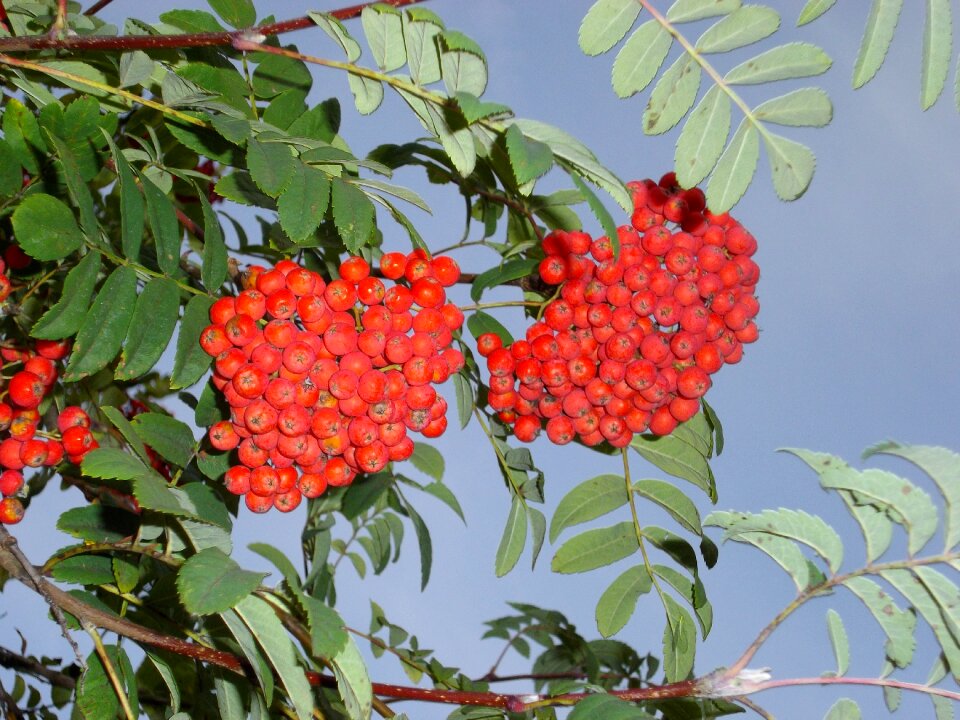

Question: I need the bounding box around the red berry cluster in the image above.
[478,174,760,447]
[0,340,98,525]
[201,252,465,514]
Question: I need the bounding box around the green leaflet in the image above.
[826,609,850,676]
[103,133,145,261]
[171,295,215,389]
[78,645,138,720]
[81,447,151,481]
[470,258,538,302]
[675,85,731,187]
[330,634,373,720]
[63,266,138,381]
[309,12,361,61]
[643,53,702,136]
[662,594,696,681]
[11,193,85,261]
[466,310,513,344]
[798,0,838,25]
[922,0,953,109]
[403,12,443,85]
[710,508,842,571]
[753,88,833,127]
[246,136,296,197]
[550,474,627,543]
[47,133,97,242]
[763,131,816,201]
[410,442,445,482]
[57,505,139,544]
[653,564,712,637]
[332,178,375,253]
[495,495,527,577]
[696,5,781,54]
[140,172,182,276]
[596,564,652,637]
[634,479,703,537]
[176,548,266,615]
[52,555,115,585]
[853,0,904,89]
[824,698,861,720]
[31,250,101,340]
[361,5,406,72]
[706,119,759,213]
[207,0,255,29]
[219,608,275,705]
[552,521,639,574]
[569,694,657,719]
[199,192,228,290]
[349,74,385,115]
[843,576,916,668]
[611,20,673,99]
[578,0,642,57]
[887,567,960,680]
[667,0,741,24]
[278,162,330,244]
[115,278,180,380]
[131,412,196,467]
[0,140,21,197]
[725,42,833,85]
[439,31,488,97]
[630,423,716,500]
[505,124,553,187]
[253,54,312,99]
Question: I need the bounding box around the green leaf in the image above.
[300,596,348,658]
[361,5,406,72]
[161,9,226,33]
[101,406,152,467]
[0,140,21,197]
[552,522,639,574]
[843,576,916,668]
[133,475,198,518]
[115,278,180,380]
[863,442,960,551]
[630,431,715,500]
[495,496,527,577]
[712,508,843,571]
[81,447,150,481]
[528,506,546,569]
[696,5,781,53]
[309,12,361,61]
[596,564,652,637]
[234,595,315,720]
[145,652,181,713]
[207,0,255,29]
[466,311,513,345]
[753,88,833,127]
[921,0,951,108]
[569,694,657,720]
[349,74,385,115]
[177,548,266,615]
[824,699,861,720]
[410,442,445,481]
[215,171,276,208]
[403,499,433,590]
[31,251,101,340]
[885,568,960,680]
[579,0,642,56]
[439,31,488,96]
[131,413,196,467]
[505,125,553,186]
[404,12,444,85]
[798,0,837,25]
[213,670,245,720]
[667,0,741,23]
[675,85,731,188]
[220,608,275,705]
[611,21,673,98]
[57,506,138,543]
[140,173,182,276]
[820,466,938,556]
[653,564,712,637]
[78,646,137,720]
[330,635,373,720]
[706,119,758,212]
[634,480,703,536]
[199,193,227,290]
[253,53,312,99]
[662,595,696,681]
[453,373,474,429]
[853,0,904,89]
[46,134,97,241]
[332,179,375,253]
[11,193,84,261]
[551,474,628,543]
[763,131,815,201]
[64,266,138,381]
[569,171,620,257]
[246,136,295,198]
[644,54,701,135]
[52,554,115,585]
[470,258,538,302]
[725,42,833,84]
[826,609,850,676]
[279,163,330,243]
[104,134,145,261]
[171,295,215,389]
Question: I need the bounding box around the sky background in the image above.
[3,2,960,719]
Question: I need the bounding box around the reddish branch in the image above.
[0,0,428,52]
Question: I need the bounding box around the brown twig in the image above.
[83,0,116,16]
[0,0,429,52]
[0,675,24,720]
[0,645,78,690]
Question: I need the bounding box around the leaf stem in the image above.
[753,675,960,702]
[459,300,542,312]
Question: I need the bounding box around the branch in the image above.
[0,0,429,53]
[0,645,78,690]
[753,676,960,704]
[0,676,24,720]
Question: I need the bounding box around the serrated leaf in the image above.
[140,173,182,276]
[332,178,375,253]
[177,548,265,615]
[714,508,842,571]
[57,506,138,544]
[798,0,837,25]
[824,699,861,720]
[453,373,474,429]
[11,193,84,261]
[410,442,444,481]
[667,0,741,23]
[0,140,21,197]
[551,474,627,543]
[505,125,553,186]
[64,266,138,381]
[596,564,652,637]
[171,295,215,389]
[888,568,960,680]
[612,21,673,98]
[675,85,731,187]
[439,31,487,96]
[707,511,813,591]
[103,134,145,261]
[31,251,101,340]
[423,482,465,522]
[362,5,406,72]
[234,595,315,720]
[220,609,274,705]
[331,635,373,720]
[569,694,657,720]
[696,5,781,53]
[762,131,815,201]
[631,431,716,500]
[115,278,179,380]
[579,0,642,56]
[528,506,546,569]
[552,522,639,574]
[826,609,849,676]
[81,447,149,481]
[207,0,255,29]
[404,13,443,85]
[922,0,952,108]
[454,92,510,124]
[133,475,197,518]
[52,555,115,585]
[495,496,527,577]
[706,119,759,212]
[78,646,137,720]
[863,442,960,552]
[853,0,904,89]
[131,413,196,467]
[725,42,833,85]
[246,136,295,198]
[278,162,331,244]
[46,133,97,242]
[199,192,227,290]
[821,466,938,556]
[253,54,312,100]
[349,74,385,115]
[309,12,361,61]
[402,499,432,590]
[644,54,702,135]
[753,88,833,127]
[843,576,916,668]
[634,480,703,537]
[662,595,696,681]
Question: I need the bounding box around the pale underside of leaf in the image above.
[667,0,741,24]
[716,508,843,572]
[843,576,916,668]
[579,0,642,57]
[724,42,833,85]
[753,87,833,127]
[921,0,952,109]
[695,5,781,54]
[644,54,702,135]
[826,608,850,676]
[675,85,731,187]
[705,118,758,213]
[852,0,904,89]
[798,0,838,26]
[612,21,673,99]
[762,131,816,201]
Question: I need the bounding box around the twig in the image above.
[0,527,86,671]
[0,675,24,720]
[753,676,960,703]
[83,0,115,16]
[0,645,78,690]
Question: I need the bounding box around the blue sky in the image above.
[3,2,959,718]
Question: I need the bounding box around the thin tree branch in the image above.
[754,676,960,703]
[0,645,78,690]
[0,676,24,720]
[83,0,116,16]
[0,0,429,52]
